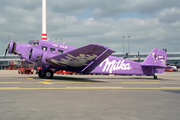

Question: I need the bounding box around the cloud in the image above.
[157,7,180,23]
[0,0,180,55]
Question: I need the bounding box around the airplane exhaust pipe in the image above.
[42,0,47,40]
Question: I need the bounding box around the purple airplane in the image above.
[4,40,173,79]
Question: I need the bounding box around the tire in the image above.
[43,69,53,79]
[153,75,157,79]
[38,70,44,78]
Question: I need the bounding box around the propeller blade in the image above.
[4,43,10,59]
[4,48,8,58]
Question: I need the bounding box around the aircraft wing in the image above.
[46,44,114,73]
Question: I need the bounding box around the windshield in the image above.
[29,40,39,45]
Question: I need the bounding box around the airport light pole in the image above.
[122,35,125,58]
[128,35,130,59]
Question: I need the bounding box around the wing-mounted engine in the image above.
[29,48,43,63]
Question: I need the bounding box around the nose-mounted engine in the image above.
[4,41,18,58]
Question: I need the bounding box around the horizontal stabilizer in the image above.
[141,64,167,68]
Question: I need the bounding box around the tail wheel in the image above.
[38,70,44,78]
[154,75,157,79]
[153,74,158,79]
[43,69,53,79]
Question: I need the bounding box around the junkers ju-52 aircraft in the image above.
[4,39,173,79]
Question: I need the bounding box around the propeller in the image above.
[4,43,10,58]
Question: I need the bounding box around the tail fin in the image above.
[143,48,167,66]
[142,48,167,74]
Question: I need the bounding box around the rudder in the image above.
[143,48,167,66]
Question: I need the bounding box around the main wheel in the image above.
[38,70,44,78]
[43,69,54,79]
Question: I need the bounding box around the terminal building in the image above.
[0,51,180,70]
[0,55,21,70]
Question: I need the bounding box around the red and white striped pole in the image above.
[42,0,47,40]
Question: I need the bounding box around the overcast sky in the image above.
[1,0,180,55]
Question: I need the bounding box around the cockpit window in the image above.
[58,50,63,53]
[33,42,39,45]
[42,46,47,51]
[50,48,55,52]
[29,40,39,45]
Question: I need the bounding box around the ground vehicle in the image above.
[3,60,16,70]
[35,66,42,74]
[165,68,173,72]
[18,64,34,74]
[55,70,78,75]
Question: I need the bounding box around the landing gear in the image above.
[38,70,44,78]
[38,69,54,79]
[153,74,158,79]
[43,69,54,79]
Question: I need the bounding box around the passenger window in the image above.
[42,46,47,51]
[58,50,63,53]
[50,48,55,52]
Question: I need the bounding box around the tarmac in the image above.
[0,70,180,120]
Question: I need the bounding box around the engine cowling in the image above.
[8,41,15,54]
[29,48,43,63]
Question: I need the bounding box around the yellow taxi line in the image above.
[0,87,180,90]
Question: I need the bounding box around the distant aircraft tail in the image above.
[138,51,141,62]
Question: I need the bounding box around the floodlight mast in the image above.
[122,35,125,58]
[42,0,47,40]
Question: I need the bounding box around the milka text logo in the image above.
[100,58,132,73]
[51,54,97,67]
